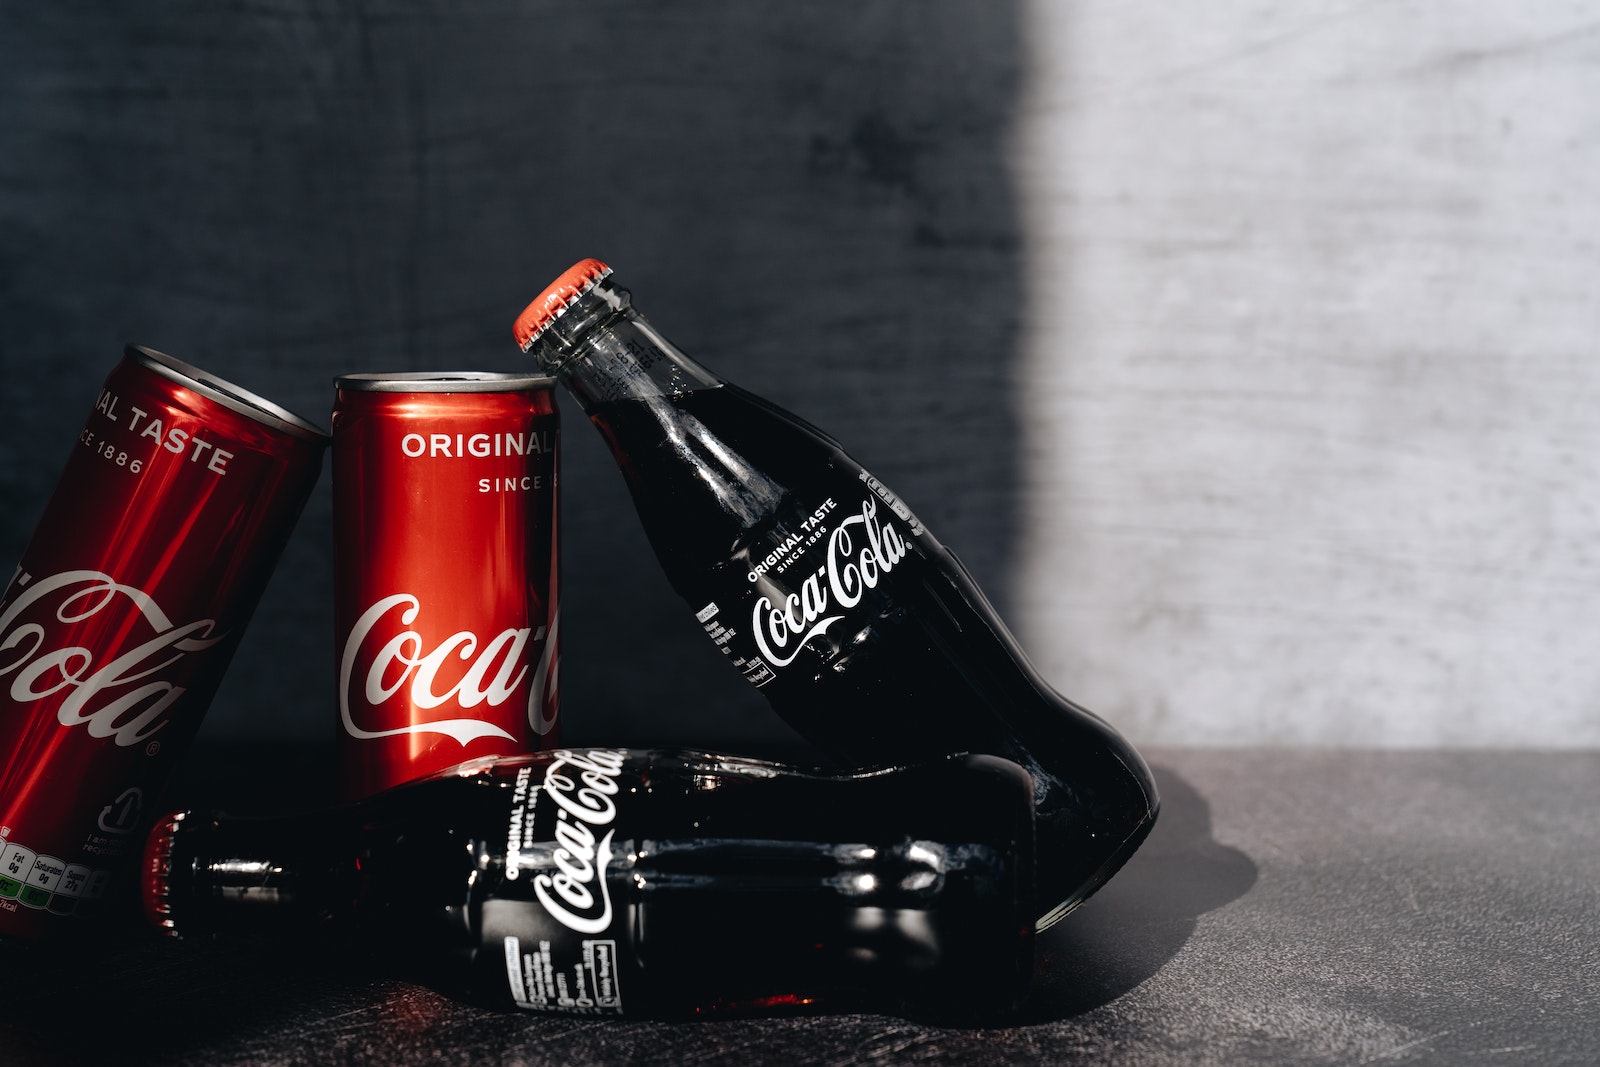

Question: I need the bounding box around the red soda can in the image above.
[332,372,560,801]
[0,345,327,941]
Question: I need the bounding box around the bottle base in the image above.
[1034,799,1160,932]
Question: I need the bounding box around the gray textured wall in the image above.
[0,2,1023,751]
[1007,3,1600,746]
[3,3,1596,750]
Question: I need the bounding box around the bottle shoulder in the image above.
[592,383,855,479]
[588,383,882,573]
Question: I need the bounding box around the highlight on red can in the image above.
[331,371,560,801]
[0,345,327,941]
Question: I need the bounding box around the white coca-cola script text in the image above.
[750,497,907,669]
[0,569,226,747]
[530,749,625,934]
[339,593,557,746]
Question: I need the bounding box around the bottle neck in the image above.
[524,273,788,541]
[522,277,721,413]
[146,810,355,939]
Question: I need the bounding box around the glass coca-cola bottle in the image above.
[143,748,1035,1020]
[512,261,1158,929]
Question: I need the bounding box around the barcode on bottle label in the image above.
[697,602,775,686]
[504,935,624,1015]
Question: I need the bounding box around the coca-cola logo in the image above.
[339,593,557,746]
[531,749,624,934]
[750,497,908,669]
[528,608,559,738]
[0,569,226,748]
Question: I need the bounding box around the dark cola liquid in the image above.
[584,385,1158,917]
[148,749,1035,1019]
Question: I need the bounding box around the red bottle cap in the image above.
[513,258,614,351]
[141,809,189,937]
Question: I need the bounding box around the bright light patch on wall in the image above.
[1010,1,1600,747]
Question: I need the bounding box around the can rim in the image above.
[335,371,558,394]
[127,345,328,441]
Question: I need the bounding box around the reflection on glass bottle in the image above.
[144,748,1036,1019]
[512,261,1159,929]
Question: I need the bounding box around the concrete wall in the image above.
[1011,2,1600,745]
[2,2,1595,749]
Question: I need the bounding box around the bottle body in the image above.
[144,748,1036,1020]
[513,262,1158,929]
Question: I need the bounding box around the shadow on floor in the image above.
[1021,763,1258,1020]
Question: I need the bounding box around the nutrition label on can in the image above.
[504,935,624,1015]
[695,602,774,687]
[0,836,110,916]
